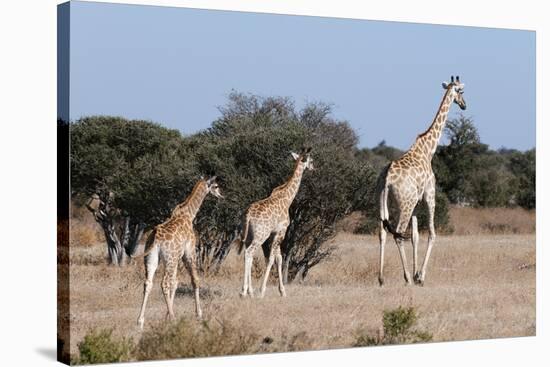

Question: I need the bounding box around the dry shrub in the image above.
[259,331,313,353]
[450,206,535,235]
[135,318,258,360]
[336,211,365,233]
[69,243,108,266]
[70,203,103,247]
[70,224,100,247]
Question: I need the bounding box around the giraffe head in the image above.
[205,176,224,199]
[442,75,467,110]
[290,147,314,170]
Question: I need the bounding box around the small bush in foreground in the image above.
[135,318,258,360]
[73,329,133,364]
[354,306,432,347]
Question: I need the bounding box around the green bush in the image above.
[73,329,133,364]
[354,306,432,347]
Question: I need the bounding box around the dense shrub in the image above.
[508,148,536,209]
[71,95,377,280]
[433,116,535,209]
[71,116,195,264]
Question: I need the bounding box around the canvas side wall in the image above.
[57,2,71,365]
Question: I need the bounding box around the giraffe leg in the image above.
[378,220,387,286]
[274,245,287,297]
[411,216,419,281]
[137,245,159,330]
[169,261,180,309]
[162,260,178,322]
[247,248,255,296]
[395,238,412,285]
[395,206,415,285]
[259,232,286,298]
[183,251,202,319]
[417,189,436,285]
[241,246,254,297]
[259,243,276,298]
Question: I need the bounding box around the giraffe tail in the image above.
[130,227,158,259]
[379,176,410,242]
[236,217,253,255]
[382,219,410,241]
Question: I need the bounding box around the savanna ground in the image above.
[65,206,535,362]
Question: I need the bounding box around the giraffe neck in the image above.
[277,161,306,209]
[173,180,209,220]
[414,88,456,159]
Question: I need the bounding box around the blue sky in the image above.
[66,1,536,150]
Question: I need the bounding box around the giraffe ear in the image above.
[291,152,300,160]
[442,82,449,89]
[207,176,217,185]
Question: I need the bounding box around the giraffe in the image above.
[237,147,314,298]
[134,176,223,330]
[378,75,466,286]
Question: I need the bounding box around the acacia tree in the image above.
[189,93,376,282]
[433,115,487,205]
[70,116,197,265]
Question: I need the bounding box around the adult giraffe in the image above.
[378,75,466,286]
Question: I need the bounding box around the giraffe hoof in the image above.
[378,277,384,287]
[413,272,424,286]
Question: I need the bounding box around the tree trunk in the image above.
[86,194,139,266]
[126,223,144,257]
[101,221,124,266]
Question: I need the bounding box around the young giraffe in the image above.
[237,147,314,298]
[134,176,223,330]
[378,75,466,286]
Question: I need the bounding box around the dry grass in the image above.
[337,207,535,236]
[66,227,536,362]
[449,206,535,235]
[70,204,103,247]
